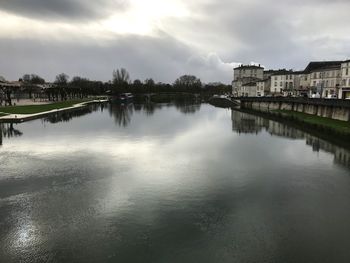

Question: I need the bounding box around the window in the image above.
[280,82,283,87]
[347,68,349,75]
[274,82,277,87]
[274,76,277,80]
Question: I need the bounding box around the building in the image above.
[256,78,271,97]
[304,61,342,98]
[240,82,259,97]
[232,64,264,96]
[232,59,350,98]
[270,70,294,95]
[233,64,264,81]
[293,71,311,97]
[339,60,350,99]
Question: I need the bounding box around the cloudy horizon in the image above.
[0,0,349,84]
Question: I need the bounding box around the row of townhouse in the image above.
[232,60,350,99]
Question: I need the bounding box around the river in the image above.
[1,102,350,262]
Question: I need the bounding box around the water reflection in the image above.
[1,103,350,262]
[108,103,134,127]
[43,107,93,124]
[108,101,201,127]
[231,110,350,168]
[0,123,23,146]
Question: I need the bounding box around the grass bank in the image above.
[0,99,92,115]
[274,110,350,134]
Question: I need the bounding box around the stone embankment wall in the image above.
[239,97,350,121]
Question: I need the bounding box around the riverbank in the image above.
[273,110,350,134]
[0,99,107,123]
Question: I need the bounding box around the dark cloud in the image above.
[0,0,349,83]
[0,34,185,82]
[191,0,350,69]
[0,0,128,21]
[0,32,239,83]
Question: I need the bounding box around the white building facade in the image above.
[339,60,350,99]
[270,71,294,95]
[304,61,342,98]
[232,65,264,97]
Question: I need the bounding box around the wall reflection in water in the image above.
[231,110,350,168]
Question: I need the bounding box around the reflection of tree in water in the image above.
[174,97,201,114]
[142,102,161,116]
[109,103,134,127]
[175,102,201,114]
[0,123,23,146]
[108,99,201,127]
[42,103,106,124]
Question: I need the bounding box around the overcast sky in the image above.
[0,0,349,83]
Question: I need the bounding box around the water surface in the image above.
[1,103,350,262]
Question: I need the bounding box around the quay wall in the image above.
[239,97,350,122]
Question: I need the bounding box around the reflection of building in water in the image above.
[232,110,303,139]
[231,110,267,134]
[266,120,304,140]
[305,135,350,168]
[231,109,350,168]
[334,148,350,168]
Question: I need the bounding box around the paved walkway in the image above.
[1,99,51,106]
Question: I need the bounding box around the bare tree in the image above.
[55,73,69,86]
[112,68,130,85]
[174,75,202,92]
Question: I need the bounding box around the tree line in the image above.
[0,68,231,104]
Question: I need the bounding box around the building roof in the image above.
[257,78,270,83]
[242,82,257,86]
[234,64,264,70]
[292,70,305,75]
[271,69,293,76]
[304,61,342,73]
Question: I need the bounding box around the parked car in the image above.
[326,94,337,99]
[311,93,321,98]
